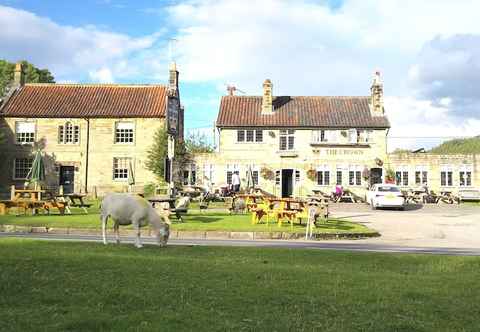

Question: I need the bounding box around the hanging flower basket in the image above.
[385,168,395,184]
[362,167,370,180]
[375,157,384,167]
[260,167,274,181]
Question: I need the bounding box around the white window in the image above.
[415,166,428,186]
[245,165,259,186]
[357,130,373,143]
[316,165,330,186]
[203,164,215,184]
[459,165,472,187]
[279,129,295,150]
[15,122,35,144]
[440,165,454,187]
[13,158,33,180]
[113,157,131,180]
[336,166,343,185]
[236,129,263,143]
[348,129,357,144]
[183,165,197,185]
[58,122,80,144]
[395,166,409,186]
[226,164,239,185]
[115,122,134,143]
[348,165,362,186]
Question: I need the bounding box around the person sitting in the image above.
[333,185,343,202]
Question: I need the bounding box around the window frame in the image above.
[113,157,131,181]
[316,165,330,186]
[440,165,454,187]
[348,165,362,186]
[279,129,295,151]
[13,158,34,180]
[58,122,80,144]
[236,129,263,143]
[114,122,135,144]
[15,121,36,145]
[459,165,473,187]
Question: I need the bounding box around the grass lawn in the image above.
[0,208,373,235]
[1,239,479,331]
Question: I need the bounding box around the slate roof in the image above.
[0,84,168,118]
[216,96,390,128]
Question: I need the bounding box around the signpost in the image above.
[166,96,179,197]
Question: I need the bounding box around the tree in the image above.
[185,132,214,153]
[0,60,55,97]
[429,136,480,154]
[146,127,189,182]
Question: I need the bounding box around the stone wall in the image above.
[0,117,164,196]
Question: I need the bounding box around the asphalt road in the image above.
[2,232,480,256]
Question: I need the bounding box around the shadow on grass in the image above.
[182,216,224,223]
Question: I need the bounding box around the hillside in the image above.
[429,136,480,154]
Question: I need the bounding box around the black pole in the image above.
[85,118,90,193]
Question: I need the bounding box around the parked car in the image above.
[366,184,406,210]
[458,189,480,202]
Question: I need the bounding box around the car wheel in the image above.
[399,206,405,211]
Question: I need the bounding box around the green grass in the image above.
[1,239,479,331]
[0,209,373,235]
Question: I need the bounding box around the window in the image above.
[336,167,343,185]
[415,166,428,185]
[203,164,215,184]
[226,165,239,185]
[312,130,338,143]
[15,122,35,144]
[295,170,301,183]
[113,157,131,180]
[440,166,453,187]
[237,130,245,142]
[58,122,80,144]
[348,129,357,144]
[279,129,295,150]
[255,130,263,142]
[395,166,409,186]
[316,165,330,186]
[348,166,361,186]
[459,165,472,187]
[13,158,33,179]
[237,129,263,143]
[183,170,190,185]
[357,130,373,143]
[115,122,134,143]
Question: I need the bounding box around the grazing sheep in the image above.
[100,193,170,248]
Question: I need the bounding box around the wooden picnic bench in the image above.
[148,197,184,222]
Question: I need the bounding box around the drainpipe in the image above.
[85,118,90,193]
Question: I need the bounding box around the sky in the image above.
[0,0,479,150]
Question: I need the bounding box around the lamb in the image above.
[100,193,170,248]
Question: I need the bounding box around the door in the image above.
[60,166,75,194]
[370,168,383,186]
[281,169,294,198]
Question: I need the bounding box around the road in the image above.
[2,232,480,256]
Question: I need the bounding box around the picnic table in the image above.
[57,193,92,214]
[0,187,47,215]
[148,197,184,222]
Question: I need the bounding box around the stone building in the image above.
[192,73,479,197]
[192,73,391,197]
[0,63,184,195]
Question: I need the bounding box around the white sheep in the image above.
[100,193,170,248]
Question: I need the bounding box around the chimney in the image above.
[168,61,179,97]
[370,71,384,115]
[261,79,273,115]
[13,62,25,87]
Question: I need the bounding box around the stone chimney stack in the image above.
[13,62,25,87]
[168,61,179,97]
[370,71,384,115]
[261,79,273,115]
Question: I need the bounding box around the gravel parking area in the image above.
[329,203,480,249]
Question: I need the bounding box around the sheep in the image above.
[100,193,170,248]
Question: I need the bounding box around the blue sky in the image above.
[0,0,479,149]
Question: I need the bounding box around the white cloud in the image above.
[89,67,114,83]
[0,5,161,82]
